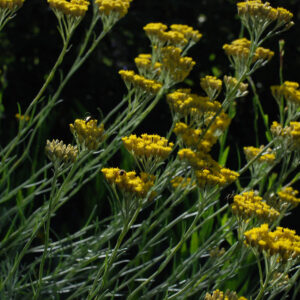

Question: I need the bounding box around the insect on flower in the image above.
[118,169,126,176]
[84,114,96,124]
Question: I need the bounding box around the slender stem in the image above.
[34,167,59,299]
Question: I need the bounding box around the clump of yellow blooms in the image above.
[200,75,222,100]
[223,38,274,63]
[45,139,78,164]
[167,89,221,117]
[237,1,293,28]
[15,113,30,122]
[243,146,276,164]
[271,81,300,106]
[101,168,155,198]
[209,246,226,258]
[95,0,133,19]
[122,134,173,160]
[232,191,280,222]
[143,22,202,49]
[134,54,162,78]
[161,46,195,83]
[69,119,105,150]
[119,70,162,95]
[271,121,300,151]
[170,176,195,190]
[223,75,248,97]
[277,187,300,207]
[0,0,24,9]
[205,289,247,300]
[178,149,239,187]
[47,0,90,17]
[170,24,202,44]
[244,224,300,261]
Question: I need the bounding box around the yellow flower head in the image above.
[200,75,222,100]
[232,191,280,222]
[69,118,105,150]
[223,38,274,63]
[143,22,202,49]
[170,176,196,190]
[243,146,276,164]
[47,0,90,17]
[223,75,248,97]
[0,0,24,9]
[119,70,162,95]
[244,224,300,261]
[161,46,195,83]
[45,139,78,164]
[134,53,162,78]
[122,134,173,164]
[101,167,155,198]
[271,81,300,106]
[95,0,133,18]
[277,187,300,207]
[167,89,221,117]
[205,289,247,300]
[15,113,30,122]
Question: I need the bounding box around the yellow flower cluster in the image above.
[119,70,162,94]
[122,134,174,159]
[101,168,155,198]
[237,1,293,25]
[69,119,105,150]
[277,187,300,207]
[167,89,221,117]
[200,75,222,100]
[244,224,300,261]
[271,81,300,106]
[223,75,248,96]
[134,54,162,78]
[143,22,202,49]
[174,122,217,153]
[243,146,276,164]
[95,0,133,18]
[205,289,247,300]
[170,176,195,190]
[223,38,274,62]
[45,139,78,164]
[178,149,239,187]
[271,121,300,150]
[47,0,90,17]
[161,46,195,83]
[232,191,280,222]
[0,0,24,9]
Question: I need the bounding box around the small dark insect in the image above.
[118,169,126,176]
[84,115,96,124]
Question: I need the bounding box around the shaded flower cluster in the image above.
[200,75,222,100]
[223,38,274,63]
[277,187,300,207]
[244,224,300,261]
[178,149,239,188]
[223,75,248,97]
[101,168,155,198]
[45,139,78,164]
[171,176,195,190]
[271,81,300,106]
[0,0,24,9]
[243,146,276,164]
[70,119,105,150]
[134,54,162,78]
[119,70,162,95]
[48,0,90,17]
[271,121,300,151]
[232,191,280,222]
[205,289,247,300]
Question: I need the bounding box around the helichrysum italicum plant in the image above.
[1,1,300,299]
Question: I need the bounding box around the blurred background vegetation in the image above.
[0,0,299,234]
